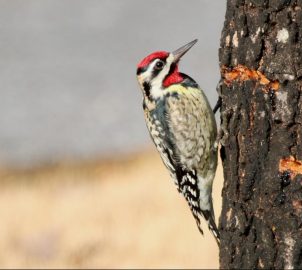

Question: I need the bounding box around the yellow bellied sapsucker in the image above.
[136,39,219,244]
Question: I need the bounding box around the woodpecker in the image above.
[136,39,220,244]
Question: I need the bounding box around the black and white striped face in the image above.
[136,53,175,99]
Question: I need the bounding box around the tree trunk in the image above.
[218,1,302,269]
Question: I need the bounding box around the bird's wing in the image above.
[144,100,180,188]
[164,87,217,170]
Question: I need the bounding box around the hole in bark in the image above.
[269,89,276,111]
[279,170,291,188]
[294,31,300,43]
[274,119,282,124]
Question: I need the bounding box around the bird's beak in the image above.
[172,39,198,63]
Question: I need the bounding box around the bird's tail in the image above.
[188,202,220,246]
[201,209,220,246]
[181,171,220,245]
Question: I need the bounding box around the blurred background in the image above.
[0,0,225,268]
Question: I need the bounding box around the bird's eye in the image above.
[155,60,164,70]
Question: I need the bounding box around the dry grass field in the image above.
[0,149,223,268]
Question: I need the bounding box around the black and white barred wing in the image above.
[143,103,178,184]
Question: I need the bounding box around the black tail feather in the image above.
[201,210,220,246]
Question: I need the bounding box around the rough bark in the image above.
[219,1,302,269]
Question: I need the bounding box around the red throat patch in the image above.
[163,65,183,87]
[137,51,169,68]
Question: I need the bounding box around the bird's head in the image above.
[136,39,198,99]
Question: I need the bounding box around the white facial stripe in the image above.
[151,54,174,99]
[137,59,160,87]
[137,63,153,83]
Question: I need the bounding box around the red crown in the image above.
[137,51,169,68]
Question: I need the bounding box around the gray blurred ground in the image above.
[0,0,225,167]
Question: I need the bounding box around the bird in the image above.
[136,39,220,245]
